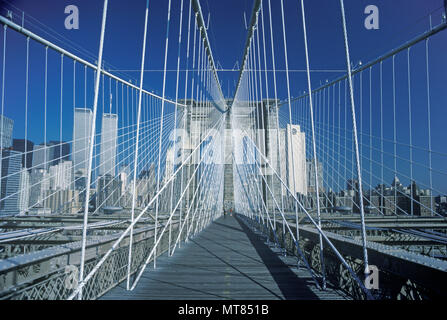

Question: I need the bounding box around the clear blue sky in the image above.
[0,0,446,194]
[2,0,445,96]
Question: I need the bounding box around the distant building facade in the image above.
[43,189,80,214]
[47,141,70,166]
[286,124,307,196]
[12,139,34,171]
[29,168,50,209]
[0,115,13,149]
[32,144,51,170]
[99,114,118,176]
[0,150,23,215]
[49,160,73,190]
[18,168,30,215]
[96,174,122,212]
[73,108,93,174]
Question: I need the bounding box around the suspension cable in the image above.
[126,0,151,290]
[78,0,109,300]
[339,0,369,283]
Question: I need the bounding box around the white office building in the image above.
[286,124,307,196]
[99,113,118,176]
[32,144,51,171]
[49,160,73,190]
[0,150,22,215]
[29,168,50,209]
[18,168,30,215]
[0,115,13,149]
[73,108,93,174]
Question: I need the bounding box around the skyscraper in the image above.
[29,168,50,209]
[286,124,307,196]
[0,150,23,216]
[99,113,118,176]
[73,108,93,174]
[43,189,80,214]
[30,141,70,172]
[49,160,73,190]
[164,144,177,181]
[47,141,70,166]
[0,115,13,149]
[118,166,129,196]
[0,116,16,216]
[18,168,30,215]
[12,139,34,171]
[96,174,121,212]
[32,144,51,171]
[306,158,324,194]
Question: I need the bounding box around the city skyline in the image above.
[1,1,446,197]
[0,0,446,302]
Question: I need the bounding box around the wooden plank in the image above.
[101,215,348,300]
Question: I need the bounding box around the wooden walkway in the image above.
[101,215,348,300]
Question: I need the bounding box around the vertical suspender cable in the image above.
[109,76,111,114]
[326,87,331,201]
[267,0,282,229]
[251,34,261,218]
[359,71,363,195]
[84,65,87,107]
[407,48,414,216]
[256,16,269,231]
[253,34,262,220]
[195,37,206,234]
[338,81,341,194]
[260,3,275,219]
[179,0,192,246]
[332,85,335,193]
[0,25,6,209]
[392,56,398,214]
[425,39,433,215]
[127,0,151,290]
[256,26,266,225]
[380,61,384,213]
[194,35,203,232]
[195,34,205,235]
[197,34,205,230]
[186,16,198,241]
[155,0,172,269]
[191,26,202,231]
[169,0,184,256]
[299,0,325,288]
[279,0,301,259]
[102,73,105,115]
[369,69,372,209]
[339,0,369,285]
[25,37,29,185]
[44,47,48,200]
[344,80,347,188]
[72,60,76,208]
[60,54,64,164]
[78,0,109,300]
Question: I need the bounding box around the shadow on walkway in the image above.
[234,215,319,300]
[100,215,338,300]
